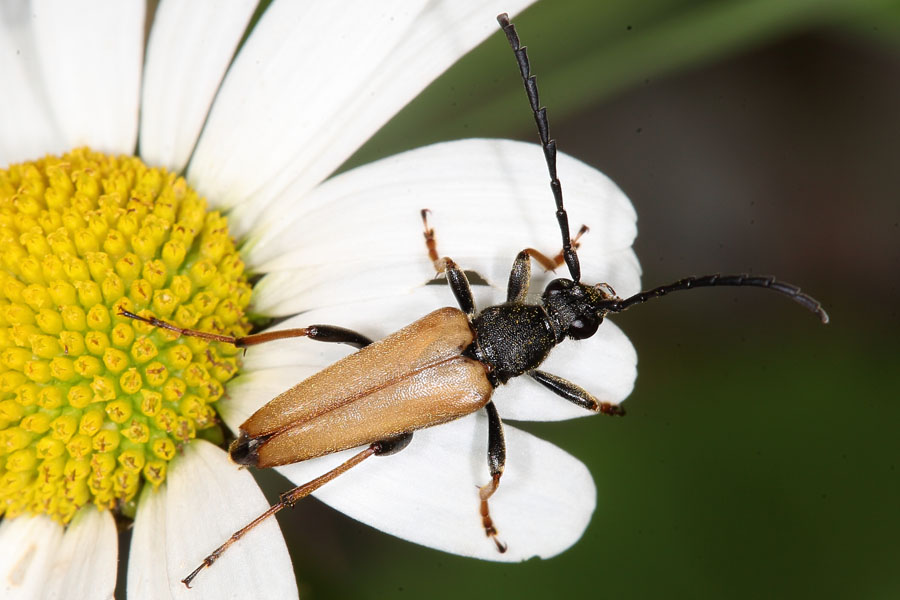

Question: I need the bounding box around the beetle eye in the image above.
[568,317,600,339]
[545,279,570,294]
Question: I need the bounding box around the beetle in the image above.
[121,13,828,588]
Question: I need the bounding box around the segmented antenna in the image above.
[606,274,830,323]
[497,13,581,282]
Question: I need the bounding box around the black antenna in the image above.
[498,13,581,282]
[605,274,830,323]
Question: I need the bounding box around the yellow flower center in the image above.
[0,148,252,523]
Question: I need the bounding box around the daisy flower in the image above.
[0,1,640,598]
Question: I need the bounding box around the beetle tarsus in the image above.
[479,489,507,553]
[478,469,508,553]
[421,208,443,270]
[598,402,626,416]
[182,567,201,588]
[118,308,239,344]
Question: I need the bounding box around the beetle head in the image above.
[542,278,621,341]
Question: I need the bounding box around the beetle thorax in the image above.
[466,304,556,386]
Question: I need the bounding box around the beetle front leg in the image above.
[480,401,508,553]
[420,209,476,318]
[512,224,591,277]
[118,310,373,349]
[506,250,533,303]
[529,370,625,416]
[507,225,589,303]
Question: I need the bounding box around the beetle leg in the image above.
[185,434,413,587]
[515,224,590,276]
[420,210,477,318]
[529,370,625,416]
[442,258,476,319]
[479,401,508,553]
[506,250,532,303]
[118,310,373,349]
[183,441,383,588]
[421,208,442,269]
[243,324,374,350]
[372,432,414,456]
[506,226,588,303]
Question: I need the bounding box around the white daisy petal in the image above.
[0,515,63,600]
[160,440,297,600]
[29,0,144,155]
[140,0,257,172]
[42,509,117,600]
[219,367,314,431]
[127,484,171,600]
[188,0,535,236]
[248,138,639,317]
[277,413,595,561]
[0,6,65,166]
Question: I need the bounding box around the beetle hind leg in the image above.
[183,442,383,588]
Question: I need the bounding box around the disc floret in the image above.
[0,148,252,523]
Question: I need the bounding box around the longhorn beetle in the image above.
[121,13,829,588]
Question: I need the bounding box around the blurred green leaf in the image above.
[839,0,900,46]
[344,0,898,170]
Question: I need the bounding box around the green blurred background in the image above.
[253,0,899,598]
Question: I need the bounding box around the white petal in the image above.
[188,0,535,237]
[42,508,117,600]
[29,0,144,155]
[139,0,256,172]
[0,515,63,600]
[249,138,640,317]
[158,440,298,600]
[219,366,311,431]
[127,484,171,600]
[0,6,65,166]
[277,413,596,561]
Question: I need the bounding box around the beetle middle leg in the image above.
[529,370,625,416]
[118,310,373,349]
[480,401,508,553]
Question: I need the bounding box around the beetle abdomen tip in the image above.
[229,432,260,467]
